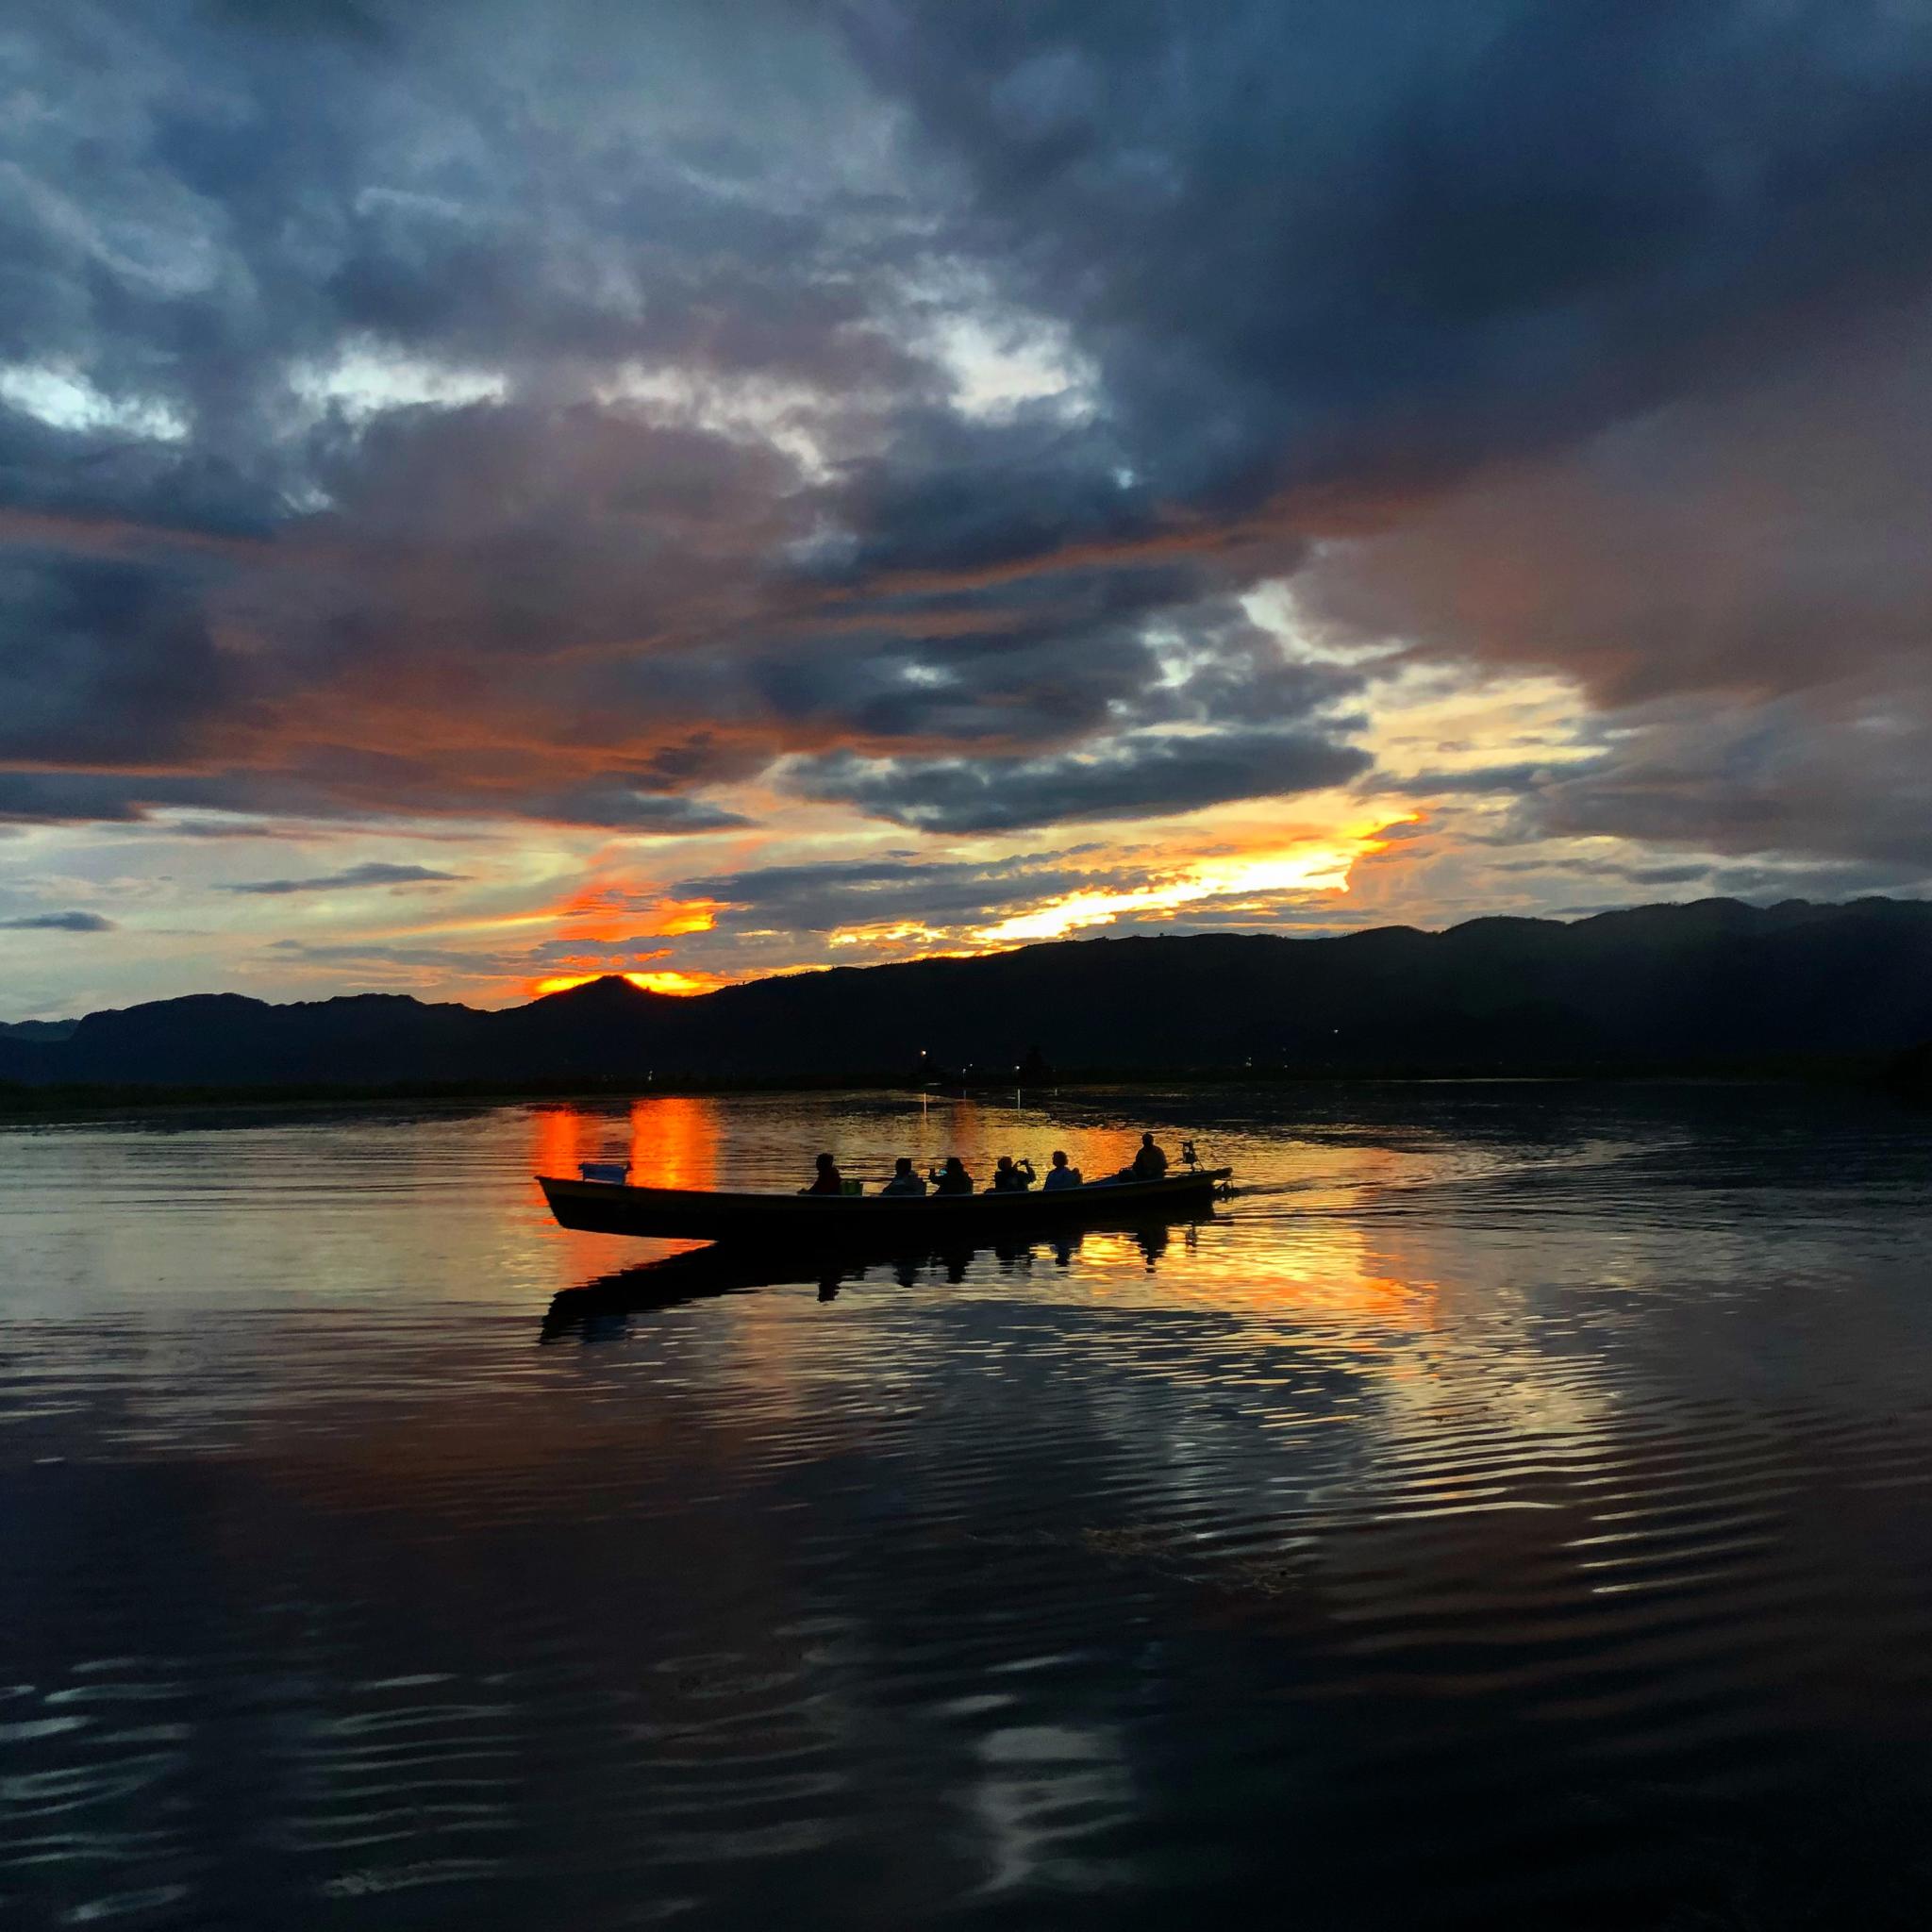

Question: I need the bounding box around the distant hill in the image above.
[3,898,1930,1093]
[0,1018,76,1042]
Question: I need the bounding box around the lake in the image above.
[4,1083,1932,1928]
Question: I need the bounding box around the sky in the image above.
[4,0,1932,1018]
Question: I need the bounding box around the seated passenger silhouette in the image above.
[879,1157,927,1197]
[929,1157,974,1196]
[1041,1149,1083,1191]
[1130,1133,1169,1180]
[991,1156,1036,1192]
[802,1152,844,1195]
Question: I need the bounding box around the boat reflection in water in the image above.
[541,1213,1192,1341]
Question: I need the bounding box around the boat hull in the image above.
[537,1168,1232,1244]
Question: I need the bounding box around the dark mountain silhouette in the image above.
[3,898,1930,1093]
[0,1018,76,1042]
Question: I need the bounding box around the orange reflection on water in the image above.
[1089,1212,1440,1334]
[628,1094,722,1191]
[532,1105,583,1179]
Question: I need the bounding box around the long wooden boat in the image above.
[537,1165,1233,1244]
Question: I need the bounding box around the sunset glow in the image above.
[975,853,1352,944]
[3,0,1926,1027]
[530,970,729,999]
[971,819,1418,945]
[10,13,1932,1930]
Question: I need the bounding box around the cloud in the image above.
[1294,305,1932,704]
[0,553,240,769]
[674,851,1103,932]
[791,727,1372,833]
[1493,857,1712,888]
[0,910,116,931]
[0,4,1351,845]
[851,2,1932,510]
[1521,685,1932,870]
[218,860,470,895]
[149,818,355,841]
[514,787,754,835]
[1,0,1930,905]
[1372,759,1604,800]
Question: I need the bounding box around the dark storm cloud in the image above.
[0,762,754,833]
[672,851,1102,932]
[847,0,1932,505]
[756,571,1171,743]
[0,552,239,767]
[1493,857,1713,888]
[809,404,1156,585]
[515,784,754,835]
[1374,759,1607,800]
[835,1,1932,864]
[218,860,467,894]
[1524,690,1932,871]
[2,2,912,440]
[746,579,1355,768]
[0,910,116,931]
[1706,863,1932,900]
[791,727,1373,834]
[0,406,274,540]
[1485,852,1932,904]
[5,0,1932,860]
[0,0,1354,839]
[0,773,204,825]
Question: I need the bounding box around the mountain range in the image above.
[3,898,1929,1093]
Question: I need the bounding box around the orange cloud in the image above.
[545,886,722,943]
[654,898,720,936]
[968,814,1419,944]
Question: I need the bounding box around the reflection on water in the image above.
[627,1092,721,1191]
[540,1224,1192,1338]
[3,1084,1932,1928]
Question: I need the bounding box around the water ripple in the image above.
[3,1087,1931,1925]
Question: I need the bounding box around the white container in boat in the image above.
[578,1160,632,1184]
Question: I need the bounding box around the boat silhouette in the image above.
[537,1162,1231,1242]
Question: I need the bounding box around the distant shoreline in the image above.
[10,907,1932,1109]
[3,1052,1924,1124]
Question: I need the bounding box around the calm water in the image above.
[4,1084,1932,1929]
